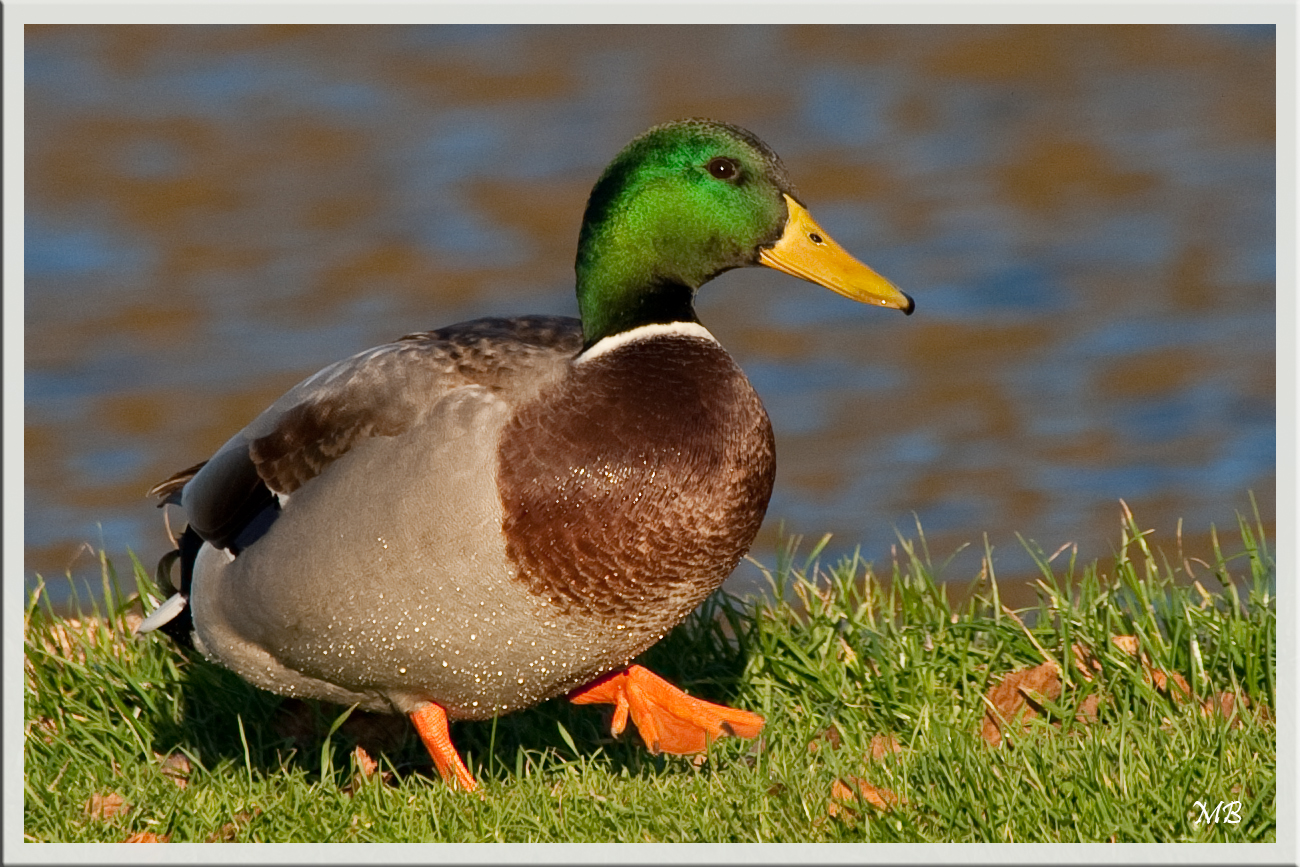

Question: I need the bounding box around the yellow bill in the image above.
[759,194,913,314]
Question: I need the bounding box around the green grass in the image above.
[24,503,1275,843]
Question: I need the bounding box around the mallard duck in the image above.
[139,119,913,792]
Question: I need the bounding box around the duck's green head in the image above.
[575,119,913,347]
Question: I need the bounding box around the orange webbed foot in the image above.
[410,702,478,792]
[569,664,764,755]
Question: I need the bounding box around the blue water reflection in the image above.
[23,24,1276,604]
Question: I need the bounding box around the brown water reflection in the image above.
[24,24,1275,604]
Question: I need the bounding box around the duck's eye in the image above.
[707,157,739,180]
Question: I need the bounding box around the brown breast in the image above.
[496,332,775,644]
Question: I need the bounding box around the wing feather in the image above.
[158,315,583,550]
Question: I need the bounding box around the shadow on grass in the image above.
[143,587,761,790]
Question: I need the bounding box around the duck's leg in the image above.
[409,703,478,792]
[569,664,764,755]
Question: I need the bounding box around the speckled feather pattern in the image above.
[181,318,774,721]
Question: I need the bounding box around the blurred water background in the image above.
[23,24,1275,608]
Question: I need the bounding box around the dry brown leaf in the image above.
[809,729,900,763]
[812,731,906,821]
[807,725,843,753]
[1111,635,1140,656]
[343,745,396,795]
[157,752,192,788]
[1066,635,1142,675]
[1070,643,1103,681]
[123,831,169,843]
[86,792,130,821]
[984,634,1270,745]
[1150,669,1193,702]
[980,661,1062,746]
[1201,691,1270,726]
[1204,691,1242,720]
[828,775,905,819]
[1085,634,1202,706]
[1076,692,1103,723]
[867,734,902,761]
[353,745,378,778]
[826,779,854,818]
